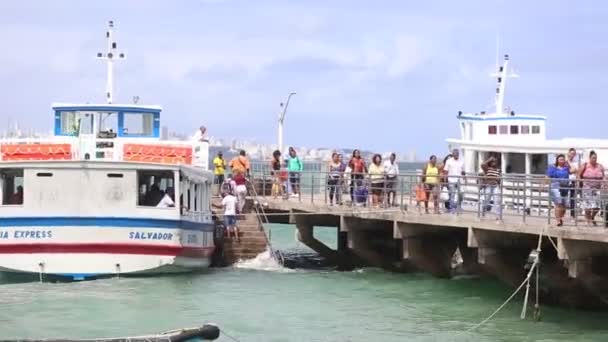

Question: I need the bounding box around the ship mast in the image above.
[492,54,518,115]
[96,20,125,104]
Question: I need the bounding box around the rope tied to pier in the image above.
[465,224,546,332]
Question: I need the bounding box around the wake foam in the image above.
[233,249,293,272]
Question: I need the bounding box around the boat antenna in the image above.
[96,20,126,104]
[490,52,519,115]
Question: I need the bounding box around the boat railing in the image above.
[250,169,608,228]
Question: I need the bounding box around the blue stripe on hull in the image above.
[0,217,214,232]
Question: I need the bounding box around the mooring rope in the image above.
[221,330,243,342]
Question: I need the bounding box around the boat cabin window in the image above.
[499,125,508,135]
[532,125,541,134]
[98,112,119,138]
[521,125,530,134]
[123,113,155,136]
[1,169,24,205]
[510,125,519,134]
[488,125,497,135]
[59,111,78,135]
[137,170,175,207]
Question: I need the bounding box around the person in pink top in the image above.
[579,150,605,226]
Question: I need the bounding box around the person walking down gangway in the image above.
[444,149,465,214]
[481,156,502,221]
[384,153,399,207]
[287,147,303,197]
[421,155,440,214]
[327,152,344,206]
[579,150,605,226]
[547,154,572,227]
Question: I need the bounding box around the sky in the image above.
[0,0,607,157]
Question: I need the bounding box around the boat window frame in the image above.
[499,125,508,135]
[521,125,530,134]
[136,169,177,209]
[0,168,24,206]
[488,125,497,135]
[510,125,519,134]
[532,125,541,134]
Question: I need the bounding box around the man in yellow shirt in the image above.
[213,151,226,194]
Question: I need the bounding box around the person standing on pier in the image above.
[287,147,303,197]
[444,149,465,214]
[384,153,399,207]
[327,152,344,206]
[349,149,367,203]
[369,154,384,208]
[481,156,502,220]
[547,154,571,227]
[213,151,226,195]
[422,155,440,214]
[567,148,580,221]
[579,150,604,226]
[270,150,283,199]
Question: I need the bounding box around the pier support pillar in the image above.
[395,222,458,278]
[467,228,527,287]
[557,238,601,278]
[340,216,396,270]
[295,219,339,264]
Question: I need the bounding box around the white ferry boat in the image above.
[448,53,608,178]
[0,21,215,280]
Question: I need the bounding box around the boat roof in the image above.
[447,137,608,153]
[52,103,162,113]
[458,112,546,121]
[0,160,188,171]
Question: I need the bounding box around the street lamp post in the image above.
[278,92,296,154]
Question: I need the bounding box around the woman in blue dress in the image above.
[547,154,571,227]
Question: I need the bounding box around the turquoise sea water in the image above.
[1,224,608,341]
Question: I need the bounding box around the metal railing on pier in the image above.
[250,168,608,228]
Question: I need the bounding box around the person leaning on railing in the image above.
[547,154,571,227]
[578,150,605,226]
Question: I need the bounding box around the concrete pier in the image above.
[261,197,608,309]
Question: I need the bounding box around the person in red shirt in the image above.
[348,149,367,203]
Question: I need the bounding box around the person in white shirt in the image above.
[221,192,239,241]
[192,125,208,142]
[444,149,465,213]
[567,148,580,219]
[383,153,399,206]
[156,188,175,208]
